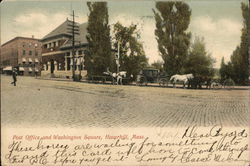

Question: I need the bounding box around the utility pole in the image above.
[116,41,120,73]
[67,10,80,81]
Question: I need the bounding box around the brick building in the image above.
[0,36,42,76]
[41,19,88,78]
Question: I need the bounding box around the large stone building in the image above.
[0,37,42,76]
[41,19,88,78]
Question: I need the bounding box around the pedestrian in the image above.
[11,68,17,86]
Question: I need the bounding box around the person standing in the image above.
[11,68,17,86]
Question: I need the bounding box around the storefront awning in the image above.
[35,58,39,63]
[35,68,39,72]
[3,66,12,71]
[19,67,25,71]
[28,67,33,72]
[29,58,33,62]
[22,58,26,62]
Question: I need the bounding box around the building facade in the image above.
[0,37,42,76]
[41,19,88,77]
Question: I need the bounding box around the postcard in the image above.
[1,0,249,165]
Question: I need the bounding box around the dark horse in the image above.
[188,76,212,89]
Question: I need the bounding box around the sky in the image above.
[0,0,247,68]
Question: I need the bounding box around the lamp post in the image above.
[248,46,250,81]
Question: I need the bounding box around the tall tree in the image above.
[185,37,215,78]
[85,2,112,75]
[153,1,191,76]
[112,22,148,79]
[220,57,234,81]
[230,2,249,84]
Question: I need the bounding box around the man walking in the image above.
[11,68,17,86]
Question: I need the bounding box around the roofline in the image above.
[60,43,88,50]
[40,34,72,42]
[1,37,41,47]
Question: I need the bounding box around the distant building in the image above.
[0,36,42,76]
[40,19,88,77]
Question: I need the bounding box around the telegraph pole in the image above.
[116,41,120,73]
[67,10,80,81]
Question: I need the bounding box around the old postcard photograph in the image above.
[1,0,249,165]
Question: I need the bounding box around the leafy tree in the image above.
[153,1,191,76]
[85,2,112,75]
[112,22,148,79]
[229,2,249,85]
[220,57,227,80]
[151,60,164,72]
[220,57,234,81]
[185,37,215,78]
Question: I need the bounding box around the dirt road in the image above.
[1,75,249,128]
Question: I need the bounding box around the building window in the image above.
[29,51,32,55]
[23,50,26,56]
[53,42,56,47]
[29,43,32,47]
[22,43,25,47]
[35,51,38,56]
[55,41,59,47]
[44,44,47,49]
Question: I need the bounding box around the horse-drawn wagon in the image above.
[136,68,169,86]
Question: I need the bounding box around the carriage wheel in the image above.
[136,77,143,86]
[142,76,148,86]
[136,76,147,86]
[211,82,222,90]
[159,78,168,87]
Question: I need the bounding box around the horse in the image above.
[103,71,127,85]
[116,71,127,85]
[103,71,116,84]
[170,74,194,88]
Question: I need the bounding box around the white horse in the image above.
[103,71,127,85]
[170,74,194,88]
[116,71,127,85]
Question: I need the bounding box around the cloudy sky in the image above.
[1,0,247,67]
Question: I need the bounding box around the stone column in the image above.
[54,61,58,71]
[43,64,47,71]
[76,57,78,71]
[65,55,67,71]
[70,57,72,71]
[48,61,51,71]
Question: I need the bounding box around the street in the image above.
[1,75,249,128]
